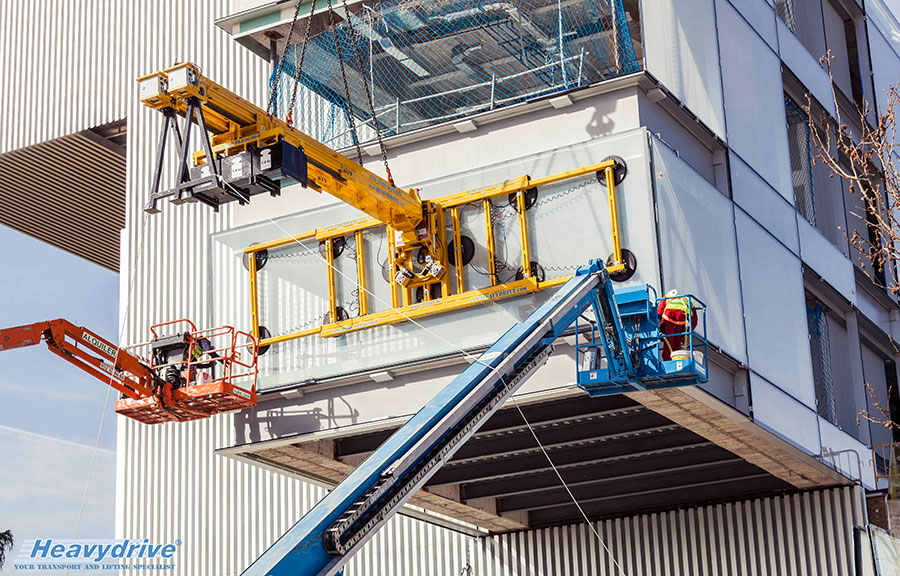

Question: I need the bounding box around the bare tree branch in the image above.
[809,52,900,433]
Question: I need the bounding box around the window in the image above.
[806,294,837,424]
[775,0,827,58]
[822,0,866,107]
[804,287,867,443]
[844,174,890,284]
[785,93,849,253]
[786,96,816,225]
[861,340,896,449]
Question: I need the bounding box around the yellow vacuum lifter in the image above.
[138,63,634,349]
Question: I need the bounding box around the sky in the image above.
[0,224,119,571]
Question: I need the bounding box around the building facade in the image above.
[5,0,900,574]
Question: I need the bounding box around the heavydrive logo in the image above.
[15,538,182,570]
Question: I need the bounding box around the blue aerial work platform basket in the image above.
[575,284,708,397]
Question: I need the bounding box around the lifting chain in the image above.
[265,0,306,117]
[326,0,364,164]
[283,0,319,126]
[338,0,396,186]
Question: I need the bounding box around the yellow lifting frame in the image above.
[244,158,626,346]
[138,64,630,347]
[138,63,423,232]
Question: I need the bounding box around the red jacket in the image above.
[657,298,698,330]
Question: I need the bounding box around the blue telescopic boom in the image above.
[241,258,706,576]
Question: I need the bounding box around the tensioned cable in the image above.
[258,212,629,576]
[73,209,152,541]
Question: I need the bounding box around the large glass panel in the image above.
[825,312,866,440]
[730,152,800,254]
[863,342,894,450]
[211,129,659,389]
[750,372,821,454]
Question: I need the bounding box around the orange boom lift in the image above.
[0,318,259,425]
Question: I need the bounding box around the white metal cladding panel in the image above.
[0,0,130,153]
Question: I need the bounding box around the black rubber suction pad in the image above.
[257,326,272,356]
[242,246,268,271]
[508,187,538,211]
[607,248,637,282]
[448,235,476,266]
[324,306,350,324]
[515,261,546,282]
[318,236,346,260]
[415,284,444,303]
[598,155,628,186]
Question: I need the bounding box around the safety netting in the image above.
[269,0,642,150]
[806,297,837,425]
[786,96,816,226]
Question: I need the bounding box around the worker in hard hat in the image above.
[188,336,220,384]
[657,289,697,361]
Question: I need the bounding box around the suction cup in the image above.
[242,245,268,271]
[318,236,346,260]
[415,284,444,303]
[508,187,538,211]
[598,155,627,186]
[607,248,637,282]
[515,261,546,282]
[324,306,350,324]
[448,235,476,266]
[256,325,272,356]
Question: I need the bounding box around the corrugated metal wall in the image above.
[464,487,865,576]
[0,0,130,153]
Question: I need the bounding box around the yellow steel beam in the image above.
[243,230,317,254]
[516,189,532,279]
[326,238,337,322]
[451,207,464,294]
[249,251,260,340]
[317,276,569,338]
[435,160,616,209]
[261,326,322,347]
[604,163,626,274]
[387,228,398,309]
[437,208,451,299]
[483,199,497,285]
[139,63,424,232]
[355,230,368,316]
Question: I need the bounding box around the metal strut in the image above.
[147,97,250,213]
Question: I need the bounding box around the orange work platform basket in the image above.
[115,320,259,425]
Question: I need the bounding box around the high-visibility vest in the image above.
[662,296,693,325]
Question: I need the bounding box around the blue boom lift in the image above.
[241,259,708,576]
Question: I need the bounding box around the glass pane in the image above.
[211,129,659,389]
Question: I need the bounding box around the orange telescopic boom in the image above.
[0,319,259,425]
[0,319,156,399]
